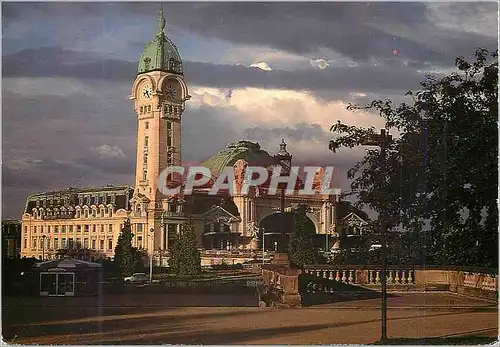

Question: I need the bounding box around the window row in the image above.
[140,105,152,114]
[25,223,145,234]
[34,195,117,208]
[32,207,114,219]
[29,237,114,251]
[26,224,114,234]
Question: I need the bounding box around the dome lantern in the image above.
[137,9,183,75]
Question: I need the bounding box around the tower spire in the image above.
[157,3,166,33]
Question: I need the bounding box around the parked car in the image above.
[124,273,149,283]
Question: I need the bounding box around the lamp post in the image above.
[362,128,392,342]
[421,104,429,266]
[149,228,154,283]
[42,235,47,260]
[274,139,292,253]
[261,228,266,264]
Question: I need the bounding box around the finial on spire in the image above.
[280,139,287,151]
[157,4,166,32]
[276,138,291,158]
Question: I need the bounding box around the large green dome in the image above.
[137,10,183,75]
[202,140,277,176]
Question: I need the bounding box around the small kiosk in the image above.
[32,258,103,296]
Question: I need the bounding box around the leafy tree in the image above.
[169,217,201,276]
[329,48,498,268]
[113,218,136,277]
[288,206,324,268]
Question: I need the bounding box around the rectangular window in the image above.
[108,224,113,233]
[33,226,37,233]
[62,225,66,233]
[54,226,59,233]
[100,239,104,250]
[84,225,89,233]
[32,238,37,249]
[76,238,81,248]
[144,136,149,146]
[143,171,147,181]
[92,225,96,232]
[137,223,143,233]
[100,224,104,233]
[108,239,113,250]
[24,239,27,248]
[167,135,172,147]
[84,238,89,249]
[167,121,172,130]
[62,238,67,248]
[54,238,59,249]
[77,225,82,233]
[24,226,28,233]
[145,121,149,130]
[138,236,143,249]
[69,225,73,233]
[92,239,96,249]
[69,238,74,249]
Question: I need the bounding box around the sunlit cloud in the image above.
[310,58,330,69]
[250,61,272,71]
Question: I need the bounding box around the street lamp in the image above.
[274,139,292,252]
[149,228,154,283]
[42,235,47,260]
[261,228,266,264]
[362,128,392,342]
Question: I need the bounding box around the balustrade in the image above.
[304,266,416,286]
[263,265,498,307]
[462,272,498,291]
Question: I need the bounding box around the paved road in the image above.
[3,293,498,344]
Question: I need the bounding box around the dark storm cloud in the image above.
[4,2,496,68]
[3,47,431,94]
[182,106,241,162]
[132,2,497,67]
[2,47,136,81]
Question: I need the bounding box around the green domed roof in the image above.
[202,140,277,176]
[137,9,183,75]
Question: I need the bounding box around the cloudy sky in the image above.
[2,2,498,219]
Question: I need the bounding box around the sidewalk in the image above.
[3,292,497,345]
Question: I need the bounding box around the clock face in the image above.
[165,80,181,101]
[142,84,152,99]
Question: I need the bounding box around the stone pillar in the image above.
[160,224,165,250]
[251,237,259,250]
[323,202,330,234]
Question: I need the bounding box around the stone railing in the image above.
[303,265,416,286]
[259,265,302,307]
[261,265,498,307]
[303,265,498,300]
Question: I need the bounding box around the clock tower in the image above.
[130,9,189,249]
